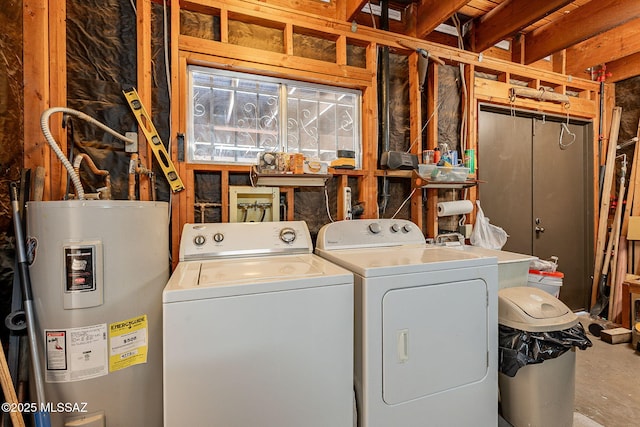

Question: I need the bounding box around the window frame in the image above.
[186,65,362,168]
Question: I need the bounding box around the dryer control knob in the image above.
[279,227,297,243]
[368,222,382,234]
[213,232,224,243]
[193,235,206,246]
[390,223,400,233]
[402,224,412,233]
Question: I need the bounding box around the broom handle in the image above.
[10,183,51,427]
[0,345,25,427]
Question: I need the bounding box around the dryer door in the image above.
[382,279,489,404]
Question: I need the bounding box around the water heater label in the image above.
[45,324,108,383]
[109,315,149,372]
[64,245,96,292]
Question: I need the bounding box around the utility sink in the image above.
[427,242,537,289]
[459,246,537,289]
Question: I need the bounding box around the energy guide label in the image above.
[109,314,148,372]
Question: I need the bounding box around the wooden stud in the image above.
[220,8,229,43]
[425,60,439,238]
[336,35,347,66]
[221,170,229,223]
[408,50,423,229]
[284,22,293,56]
[361,43,378,219]
[137,0,152,200]
[23,0,51,198]
[465,63,478,225]
[48,0,66,200]
[170,4,184,267]
[286,189,295,221]
[336,175,348,220]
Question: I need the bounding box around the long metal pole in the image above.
[10,183,51,427]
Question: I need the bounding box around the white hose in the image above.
[40,107,136,200]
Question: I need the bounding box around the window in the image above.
[187,66,362,167]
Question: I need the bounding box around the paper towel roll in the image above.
[437,200,473,217]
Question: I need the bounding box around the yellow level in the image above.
[122,87,185,193]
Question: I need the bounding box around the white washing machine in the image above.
[315,219,499,427]
[163,221,354,427]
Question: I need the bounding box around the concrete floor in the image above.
[573,315,640,426]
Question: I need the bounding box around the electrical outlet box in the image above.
[342,187,352,220]
[125,132,138,153]
[458,224,473,239]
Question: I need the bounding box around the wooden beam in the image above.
[524,0,640,65]
[23,0,50,198]
[470,0,572,53]
[407,51,423,228]
[605,52,640,82]
[425,62,439,238]
[416,0,471,39]
[171,0,184,267]
[565,18,640,78]
[361,43,378,219]
[137,0,152,200]
[49,0,67,200]
[180,0,599,92]
[343,0,367,22]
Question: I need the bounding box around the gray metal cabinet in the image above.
[477,105,594,310]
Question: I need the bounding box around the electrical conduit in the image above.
[40,107,136,200]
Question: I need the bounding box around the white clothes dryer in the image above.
[316,219,499,427]
[163,221,354,427]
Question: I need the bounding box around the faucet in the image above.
[434,232,465,246]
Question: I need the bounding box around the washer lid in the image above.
[163,254,352,303]
[315,246,496,277]
[498,287,577,332]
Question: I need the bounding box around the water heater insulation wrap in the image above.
[26,200,169,427]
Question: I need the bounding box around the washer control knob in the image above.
[279,227,297,243]
[213,232,224,243]
[390,223,400,233]
[368,222,382,234]
[402,224,412,233]
[193,235,206,246]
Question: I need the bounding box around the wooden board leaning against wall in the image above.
[22,0,604,268]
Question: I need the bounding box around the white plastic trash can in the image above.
[498,287,579,427]
[527,269,564,297]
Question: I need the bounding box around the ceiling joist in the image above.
[344,0,368,22]
[469,0,573,53]
[416,0,471,39]
[524,0,640,65]
[339,0,640,81]
[565,17,640,78]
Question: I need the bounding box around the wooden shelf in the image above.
[418,181,478,189]
[411,171,478,189]
[374,169,414,178]
[251,166,331,187]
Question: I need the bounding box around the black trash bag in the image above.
[499,322,592,377]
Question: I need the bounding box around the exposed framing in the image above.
[23,0,606,266]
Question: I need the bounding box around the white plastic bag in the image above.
[530,256,559,272]
[470,200,509,250]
